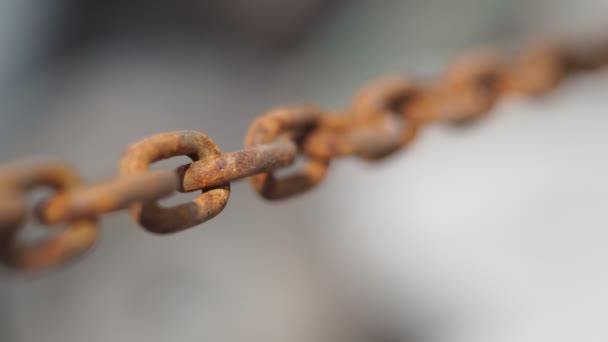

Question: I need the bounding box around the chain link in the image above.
[0,158,98,270]
[1,38,607,271]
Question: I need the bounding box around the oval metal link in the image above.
[304,113,407,161]
[120,131,230,234]
[352,76,419,122]
[0,158,98,271]
[349,77,420,156]
[435,50,504,122]
[501,44,565,95]
[244,105,329,200]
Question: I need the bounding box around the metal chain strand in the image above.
[0,38,607,271]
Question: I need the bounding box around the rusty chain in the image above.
[0,39,607,271]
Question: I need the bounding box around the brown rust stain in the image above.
[0,158,98,271]
[120,131,230,234]
[178,138,297,192]
[37,169,178,224]
[244,105,329,200]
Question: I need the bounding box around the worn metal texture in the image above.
[119,131,231,234]
[37,169,178,224]
[244,105,330,199]
[0,38,607,271]
[0,158,98,270]
[178,139,298,192]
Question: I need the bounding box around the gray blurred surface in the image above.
[2,1,608,342]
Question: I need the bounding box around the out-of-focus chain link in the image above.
[1,38,607,271]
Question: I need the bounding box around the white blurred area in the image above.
[1,1,608,342]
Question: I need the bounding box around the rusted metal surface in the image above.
[178,139,297,192]
[0,38,607,271]
[244,105,330,200]
[119,131,231,234]
[502,44,565,95]
[36,169,177,224]
[305,113,409,161]
[435,50,504,122]
[0,158,98,271]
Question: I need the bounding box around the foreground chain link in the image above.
[1,39,607,271]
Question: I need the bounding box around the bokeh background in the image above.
[2,1,608,341]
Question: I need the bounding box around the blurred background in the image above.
[1,1,608,341]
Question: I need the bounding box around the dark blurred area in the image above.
[50,0,342,56]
